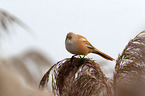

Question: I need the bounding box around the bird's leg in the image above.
[70,55,77,63]
[82,55,86,59]
[80,55,86,64]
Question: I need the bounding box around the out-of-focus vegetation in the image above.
[0,9,32,36]
[0,9,52,96]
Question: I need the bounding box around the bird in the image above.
[65,32,114,61]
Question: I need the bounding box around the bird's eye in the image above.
[69,36,72,40]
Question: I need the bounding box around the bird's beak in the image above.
[67,38,69,41]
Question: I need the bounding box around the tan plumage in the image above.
[65,32,114,61]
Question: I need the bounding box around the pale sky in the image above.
[0,0,145,77]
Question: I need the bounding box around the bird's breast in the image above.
[65,40,89,55]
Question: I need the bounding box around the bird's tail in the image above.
[92,49,114,61]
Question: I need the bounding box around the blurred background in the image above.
[0,0,145,96]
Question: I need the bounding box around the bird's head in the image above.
[65,32,77,43]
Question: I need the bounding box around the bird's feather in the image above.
[78,35,95,49]
[85,43,95,49]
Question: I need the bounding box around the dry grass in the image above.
[0,9,52,96]
[0,50,52,96]
[0,9,32,36]
[1,8,145,96]
[40,31,145,96]
[114,31,145,96]
[40,58,113,96]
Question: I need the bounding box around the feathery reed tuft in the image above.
[114,31,145,96]
[40,58,113,96]
[0,9,32,36]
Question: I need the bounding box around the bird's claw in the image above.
[70,55,77,63]
[70,56,74,63]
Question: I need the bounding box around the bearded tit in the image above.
[65,32,114,61]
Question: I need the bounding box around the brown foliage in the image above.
[114,31,145,96]
[0,9,51,96]
[40,58,113,96]
[0,50,52,96]
[40,31,145,96]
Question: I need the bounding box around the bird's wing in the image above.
[84,41,95,49]
[78,35,95,49]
